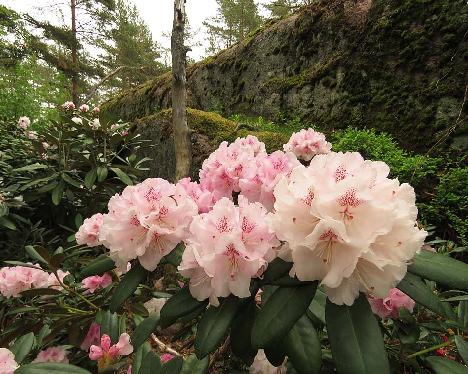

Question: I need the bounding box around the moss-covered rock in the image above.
[135,108,288,181]
[102,0,467,153]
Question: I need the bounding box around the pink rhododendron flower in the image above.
[76,213,104,247]
[283,128,331,161]
[92,107,100,114]
[268,152,427,305]
[0,348,18,374]
[161,353,174,363]
[368,288,415,319]
[89,333,133,369]
[62,101,75,110]
[177,177,217,213]
[121,130,129,136]
[33,346,69,363]
[0,265,67,298]
[99,178,198,271]
[18,116,30,130]
[79,104,90,112]
[71,117,82,125]
[82,273,112,294]
[249,349,287,374]
[179,196,279,306]
[81,322,101,351]
[26,130,38,140]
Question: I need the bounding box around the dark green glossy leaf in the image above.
[326,294,390,374]
[459,301,468,329]
[15,363,91,374]
[111,167,133,186]
[285,315,321,374]
[262,258,292,284]
[425,356,468,374]
[195,297,242,358]
[96,166,108,182]
[79,255,115,278]
[110,262,148,312]
[24,245,49,265]
[139,351,162,374]
[231,300,257,365]
[265,343,286,367]
[20,288,62,297]
[409,251,468,290]
[308,288,326,325]
[251,283,317,349]
[162,356,183,374]
[160,287,207,328]
[132,342,152,374]
[84,169,97,189]
[51,181,64,205]
[180,354,209,374]
[455,336,468,365]
[131,313,160,350]
[10,332,36,363]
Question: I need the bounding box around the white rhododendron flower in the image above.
[18,116,31,130]
[26,130,38,140]
[91,118,100,129]
[283,128,331,161]
[143,298,166,314]
[71,117,83,125]
[99,178,197,271]
[179,196,279,306]
[249,349,287,374]
[61,101,75,110]
[268,152,427,305]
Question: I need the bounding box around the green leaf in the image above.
[139,351,162,374]
[0,216,16,230]
[160,287,208,328]
[110,167,133,186]
[62,173,82,188]
[231,301,257,365]
[455,336,468,365]
[264,343,286,367]
[326,294,390,374]
[51,182,65,205]
[84,169,97,189]
[195,296,242,358]
[180,354,209,374]
[96,310,121,344]
[96,166,108,182]
[459,301,468,329]
[251,283,317,349]
[132,342,152,374]
[397,273,456,320]
[24,245,49,265]
[79,255,115,278]
[162,356,184,374]
[425,356,468,374]
[262,257,292,284]
[110,262,148,312]
[20,288,62,297]
[13,163,48,172]
[308,288,326,325]
[285,315,322,374]
[131,313,160,350]
[409,250,468,290]
[15,363,92,374]
[10,332,36,363]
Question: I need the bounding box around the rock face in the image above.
[103,0,467,153]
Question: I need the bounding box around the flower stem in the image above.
[406,339,453,358]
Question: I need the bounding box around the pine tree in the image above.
[264,0,313,18]
[204,0,263,54]
[23,0,116,104]
[98,0,164,95]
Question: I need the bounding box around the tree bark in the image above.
[70,0,79,104]
[171,0,191,181]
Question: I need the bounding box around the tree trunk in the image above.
[171,0,191,181]
[70,0,79,104]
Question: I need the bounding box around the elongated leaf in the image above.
[131,313,160,350]
[96,166,108,182]
[84,169,97,189]
[162,356,183,374]
[20,288,62,297]
[24,245,49,265]
[51,182,64,205]
[79,255,115,278]
[231,301,257,365]
[132,342,152,374]
[0,217,16,230]
[195,297,242,358]
[14,163,48,172]
[110,262,148,312]
[15,363,91,374]
[111,167,133,186]
[160,287,207,328]
[425,356,468,373]
[455,336,468,365]
[326,294,390,374]
[251,283,317,349]
[62,173,81,188]
[308,289,326,325]
[10,332,36,363]
[285,315,321,374]
[459,301,468,329]
[398,273,456,320]
[262,258,292,284]
[139,351,162,374]
[180,354,209,374]
[409,251,468,290]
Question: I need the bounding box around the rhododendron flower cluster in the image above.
[89,333,133,368]
[160,353,174,363]
[98,178,198,271]
[0,348,18,374]
[0,265,68,298]
[283,127,331,161]
[179,196,279,306]
[79,104,90,112]
[81,322,101,351]
[76,213,104,247]
[26,130,38,140]
[62,101,75,110]
[18,116,30,130]
[268,151,427,305]
[71,117,83,125]
[176,177,217,213]
[33,346,69,363]
[82,273,112,293]
[368,288,415,319]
